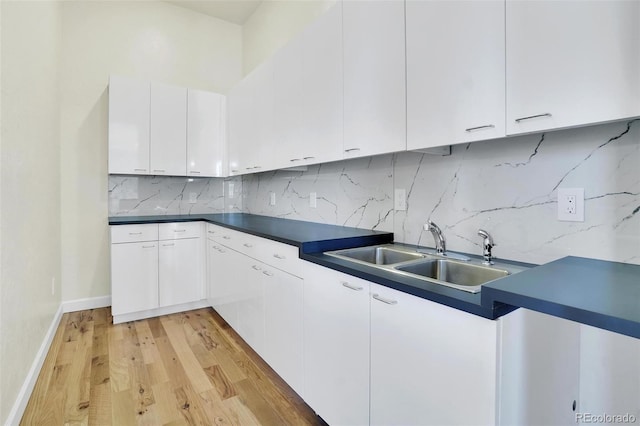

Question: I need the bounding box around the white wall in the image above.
[60,1,243,302]
[242,0,336,75]
[0,1,62,422]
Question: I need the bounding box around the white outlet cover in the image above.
[228,182,234,198]
[558,188,584,222]
[270,192,276,206]
[310,192,317,208]
[189,192,198,204]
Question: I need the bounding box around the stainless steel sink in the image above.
[326,245,426,265]
[393,259,509,289]
[324,244,527,293]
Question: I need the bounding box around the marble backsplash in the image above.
[243,119,640,265]
[108,175,243,216]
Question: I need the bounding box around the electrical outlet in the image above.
[395,188,407,211]
[558,188,584,222]
[228,182,234,198]
[310,192,317,208]
[269,192,276,206]
[189,192,197,204]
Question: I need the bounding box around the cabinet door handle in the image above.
[153,169,166,173]
[514,113,552,123]
[142,245,156,249]
[465,124,495,132]
[208,230,215,234]
[344,148,361,153]
[303,156,315,160]
[253,166,262,170]
[263,270,274,277]
[217,247,226,253]
[273,254,285,260]
[231,169,239,173]
[290,158,302,162]
[173,229,186,233]
[372,294,397,305]
[341,281,363,291]
[222,236,231,240]
[189,171,201,174]
[252,265,261,271]
[243,243,253,248]
[134,168,147,172]
[162,243,175,247]
[128,232,143,235]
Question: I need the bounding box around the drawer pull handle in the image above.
[303,156,315,160]
[162,243,175,247]
[173,229,186,233]
[231,169,239,173]
[263,270,274,277]
[252,265,261,271]
[341,282,363,291]
[153,169,166,173]
[222,236,231,240]
[128,232,143,235]
[217,248,226,253]
[465,124,495,132]
[190,171,201,174]
[208,230,215,234]
[290,158,302,162]
[243,243,253,248]
[134,168,147,172]
[142,245,156,249]
[273,254,285,260]
[514,113,552,123]
[372,294,397,305]
[344,148,361,153]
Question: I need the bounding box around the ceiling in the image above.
[165,0,263,25]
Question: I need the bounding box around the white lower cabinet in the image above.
[110,222,205,323]
[159,237,203,307]
[304,262,370,426]
[370,283,498,426]
[111,240,159,316]
[263,264,304,397]
[498,308,580,426]
[207,241,245,330]
[237,259,266,355]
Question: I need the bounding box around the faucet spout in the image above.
[478,229,495,265]
[427,220,446,254]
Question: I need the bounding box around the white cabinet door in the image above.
[187,89,226,177]
[506,0,640,135]
[304,262,369,426]
[208,243,245,329]
[108,75,150,175]
[150,83,187,176]
[158,237,203,307]
[579,324,640,421]
[406,0,505,150]
[370,283,497,426]
[343,0,406,159]
[300,3,343,165]
[110,241,158,316]
[227,77,252,176]
[498,309,580,426]
[263,265,304,397]
[236,259,265,356]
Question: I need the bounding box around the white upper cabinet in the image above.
[150,83,187,176]
[187,89,227,177]
[506,0,640,135]
[108,75,150,175]
[343,0,406,159]
[406,0,505,150]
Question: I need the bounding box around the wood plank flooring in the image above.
[21,307,323,425]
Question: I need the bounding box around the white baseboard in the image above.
[112,299,209,324]
[62,295,111,313]
[4,304,64,426]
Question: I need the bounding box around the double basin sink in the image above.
[325,244,528,293]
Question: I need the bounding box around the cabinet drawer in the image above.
[159,221,202,240]
[111,224,158,243]
[256,239,302,278]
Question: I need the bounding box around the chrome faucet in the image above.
[426,220,446,254]
[478,229,495,265]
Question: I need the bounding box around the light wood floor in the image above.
[21,307,323,425]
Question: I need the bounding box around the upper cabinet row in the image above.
[228,0,640,174]
[108,75,227,177]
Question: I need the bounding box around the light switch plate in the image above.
[228,182,234,198]
[558,188,584,221]
[269,192,276,206]
[310,192,317,208]
[189,192,197,204]
[395,188,407,211]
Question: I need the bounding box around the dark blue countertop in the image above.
[482,256,640,339]
[110,214,640,338]
[109,213,393,254]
